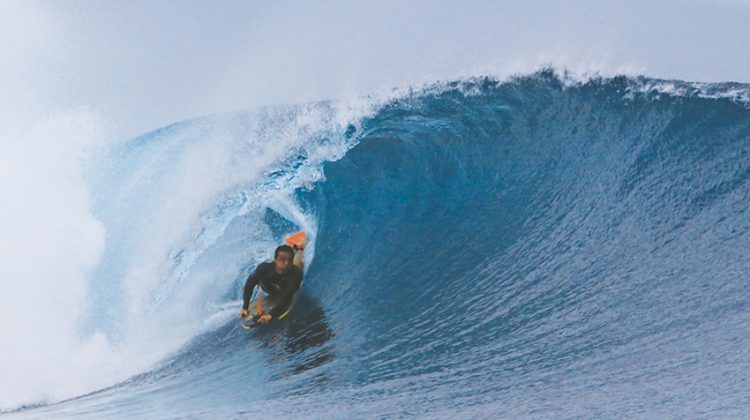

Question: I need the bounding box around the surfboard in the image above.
[241,296,294,330]
[241,230,305,330]
[285,230,307,249]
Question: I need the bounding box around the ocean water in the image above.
[5,71,750,418]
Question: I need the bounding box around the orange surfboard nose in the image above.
[285,231,307,248]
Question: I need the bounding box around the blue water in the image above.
[8,71,750,418]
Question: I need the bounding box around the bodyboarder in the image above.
[239,234,306,325]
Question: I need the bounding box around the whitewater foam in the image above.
[0,98,378,412]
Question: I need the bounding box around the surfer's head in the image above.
[273,245,295,274]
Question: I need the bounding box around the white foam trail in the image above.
[0,98,377,411]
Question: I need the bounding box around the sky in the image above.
[2,0,750,140]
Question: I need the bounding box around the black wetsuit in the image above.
[242,262,303,318]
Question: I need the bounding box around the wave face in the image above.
[10,72,750,418]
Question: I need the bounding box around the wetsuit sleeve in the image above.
[242,264,265,310]
[268,269,303,318]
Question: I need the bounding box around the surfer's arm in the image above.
[242,268,261,310]
[293,245,305,271]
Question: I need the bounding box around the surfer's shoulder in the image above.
[257,261,274,272]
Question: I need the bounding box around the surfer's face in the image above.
[274,251,293,274]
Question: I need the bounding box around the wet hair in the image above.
[274,244,295,260]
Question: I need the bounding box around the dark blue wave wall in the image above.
[299,72,750,415]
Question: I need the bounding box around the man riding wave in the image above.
[239,236,306,325]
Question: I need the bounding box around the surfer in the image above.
[239,237,306,325]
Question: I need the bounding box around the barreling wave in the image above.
[9,70,750,418]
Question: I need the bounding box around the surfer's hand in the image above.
[239,309,249,318]
[258,314,272,324]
